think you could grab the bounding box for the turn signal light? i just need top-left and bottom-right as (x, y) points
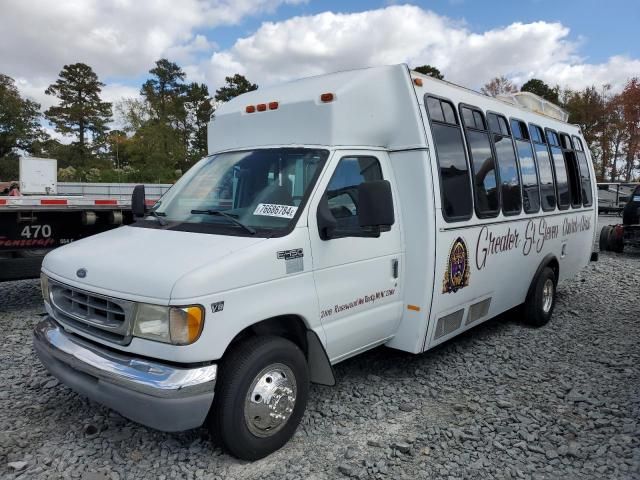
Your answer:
(320, 92), (334, 103)
(246, 105), (256, 113)
(257, 103), (267, 112)
(269, 101), (279, 110)
(413, 78), (423, 87)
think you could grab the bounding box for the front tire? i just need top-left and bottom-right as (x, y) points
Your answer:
(211, 336), (309, 460)
(523, 267), (557, 327)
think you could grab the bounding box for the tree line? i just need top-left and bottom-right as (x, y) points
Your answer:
(0, 59), (257, 183)
(1, 62), (638, 184)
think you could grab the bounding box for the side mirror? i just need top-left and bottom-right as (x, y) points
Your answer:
(358, 180), (395, 228)
(131, 184), (146, 218)
(317, 194), (337, 240)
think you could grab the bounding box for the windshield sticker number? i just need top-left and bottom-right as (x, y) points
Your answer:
(253, 203), (298, 219)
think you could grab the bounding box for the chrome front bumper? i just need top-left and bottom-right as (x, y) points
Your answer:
(33, 316), (217, 431)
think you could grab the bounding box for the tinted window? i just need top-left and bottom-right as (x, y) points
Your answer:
(547, 131), (560, 147)
(326, 156), (383, 235)
(573, 136), (593, 206)
(534, 143), (556, 211)
(426, 96), (473, 220)
(466, 129), (499, 216)
(488, 114), (501, 134)
(461, 107), (475, 128)
(530, 125), (544, 144)
(551, 145), (570, 208)
(516, 139), (540, 213)
(427, 97), (445, 122)
(441, 102), (456, 124)
(559, 133), (582, 207)
(493, 135), (521, 214)
(510, 120), (522, 140)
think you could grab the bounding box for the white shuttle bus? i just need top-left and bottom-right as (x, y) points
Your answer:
(34, 65), (597, 460)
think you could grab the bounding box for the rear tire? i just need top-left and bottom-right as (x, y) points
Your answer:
(608, 227), (624, 253)
(211, 336), (309, 460)
(599, 226), (611, 252)
(523, 267), (556, 327)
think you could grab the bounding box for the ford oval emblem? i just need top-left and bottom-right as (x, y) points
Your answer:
(76, 268), (87, 278)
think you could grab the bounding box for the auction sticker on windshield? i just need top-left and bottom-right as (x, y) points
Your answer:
(253, 203), (298, 219)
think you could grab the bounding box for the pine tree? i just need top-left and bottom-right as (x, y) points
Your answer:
(214, 74), (258, 103)
(413, 65), (444, 80)
(44, 63), (112, 165)
(140, 59), (187, 166)
(184, 82), (213, 166)
(521, 78), (560, 104)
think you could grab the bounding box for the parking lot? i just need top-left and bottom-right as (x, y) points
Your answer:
(1, 217), (638, 480)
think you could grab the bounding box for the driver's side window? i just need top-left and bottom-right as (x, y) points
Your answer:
(326, 156), (383, 236)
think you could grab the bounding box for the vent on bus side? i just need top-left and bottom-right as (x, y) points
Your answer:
(434, 309), (464, 339)
(467, 298), (492, 325)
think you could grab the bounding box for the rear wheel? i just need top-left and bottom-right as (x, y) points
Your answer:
(523, 267), (557, 327)
(211, 336), (309, 460)
(599, 226), (611, 251)
(608, 227), (624, 253)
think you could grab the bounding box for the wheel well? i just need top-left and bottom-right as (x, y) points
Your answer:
(226, 315), (308, 356)
(527, 254), (559, 302)
(224, 315), (335, 386)
(547, 257), (559, 282)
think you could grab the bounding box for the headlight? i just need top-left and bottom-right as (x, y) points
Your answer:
(133, 304), (204, 345)
(40, 273), (50, 304)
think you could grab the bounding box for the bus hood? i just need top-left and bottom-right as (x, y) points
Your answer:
(42, 225), (266, 302)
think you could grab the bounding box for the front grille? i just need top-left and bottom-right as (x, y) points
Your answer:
(49, 281), (135, 345)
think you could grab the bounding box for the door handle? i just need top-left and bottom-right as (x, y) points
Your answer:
(392, 258), (399, 279)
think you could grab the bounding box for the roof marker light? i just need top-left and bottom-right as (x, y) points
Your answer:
(246, 105), (256, 113)
(257, 103), (267, 112)
(268, 101), (279, 110)
(320, 93), (334, 103)
(413, 78), (423, 87)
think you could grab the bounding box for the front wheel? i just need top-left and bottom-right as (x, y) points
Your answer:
(523, 266), (557, 327)
(211, 336), (309, 460)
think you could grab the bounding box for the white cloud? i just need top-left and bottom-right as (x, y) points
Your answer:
(0, 0), (306, 81)
(200, 5), (638, 94)
(4, 2), (639, 111)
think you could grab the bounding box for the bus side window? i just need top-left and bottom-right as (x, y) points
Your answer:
(511, 119), (540, 214)
(572, 136), (593, 207)
(425, 95), (474, 222)
(488, 112), (521, 215)
(460, 105), (500, 218)
(546, 129), (570, 209)
(530, 124), (556, 211)
(560, 133), (582, 208)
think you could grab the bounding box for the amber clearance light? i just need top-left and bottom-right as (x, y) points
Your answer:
(320, 92), (334, 103)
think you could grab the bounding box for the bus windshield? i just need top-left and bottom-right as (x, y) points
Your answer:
(153, 148), (329, 237)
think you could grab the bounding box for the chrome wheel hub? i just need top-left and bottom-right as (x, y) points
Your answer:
(542, 278), (554, 314)
(244, 363), (297, 437)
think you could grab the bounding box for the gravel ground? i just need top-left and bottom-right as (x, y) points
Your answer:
(1, 217), (639, 480)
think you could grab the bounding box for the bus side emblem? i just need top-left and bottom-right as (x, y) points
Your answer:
(442, 237), (470, 293)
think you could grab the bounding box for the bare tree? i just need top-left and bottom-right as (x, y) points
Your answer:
(481, 76), (517, 97)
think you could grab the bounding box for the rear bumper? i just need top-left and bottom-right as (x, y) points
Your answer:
(33, 317), (217, 431)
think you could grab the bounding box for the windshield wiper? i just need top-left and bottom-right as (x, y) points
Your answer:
(191, 209), (256, 235)
(148, 209), (167, 226)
